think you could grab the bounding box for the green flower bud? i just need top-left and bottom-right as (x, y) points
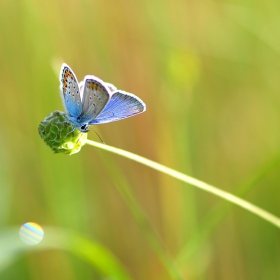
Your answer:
(38, 111), (87, 155)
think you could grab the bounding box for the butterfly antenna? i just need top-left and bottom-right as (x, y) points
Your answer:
(90, 128), (105, 144)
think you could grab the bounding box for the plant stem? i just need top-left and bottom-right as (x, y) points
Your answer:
(85, 139), (280, 229)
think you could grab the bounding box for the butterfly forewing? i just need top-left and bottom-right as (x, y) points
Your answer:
(79, 76), (111, 123)
(60, 64), (82, 117)
(89, 90), (146, 124)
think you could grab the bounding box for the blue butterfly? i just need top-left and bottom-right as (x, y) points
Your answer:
(60, 63), (146, 133)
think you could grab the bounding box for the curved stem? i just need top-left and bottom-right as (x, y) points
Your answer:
(85, 139), (280, 229)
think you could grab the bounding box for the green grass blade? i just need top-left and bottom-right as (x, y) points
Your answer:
(0, 227), (132, 280)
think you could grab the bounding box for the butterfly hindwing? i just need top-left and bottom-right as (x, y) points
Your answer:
(78, 76), (111, 123)
(60, 63), (82, 117)
(105, 82), (117, 92)
(89, 90), (146, 124)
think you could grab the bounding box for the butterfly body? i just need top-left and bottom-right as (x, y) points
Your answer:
(60, 63), (146, 132)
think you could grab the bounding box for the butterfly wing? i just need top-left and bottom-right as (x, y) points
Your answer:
(105, 82), (117, 92)
(60, 63), (82, 117)
(89, 90), (146, 124)
(78, 75), (111, 123)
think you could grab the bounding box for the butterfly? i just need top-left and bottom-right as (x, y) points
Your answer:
(60, 63), (146, 133)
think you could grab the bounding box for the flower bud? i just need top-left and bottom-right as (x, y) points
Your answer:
(38, 111), (87, 155)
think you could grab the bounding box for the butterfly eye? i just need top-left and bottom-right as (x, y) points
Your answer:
(80, 124), (89, 132)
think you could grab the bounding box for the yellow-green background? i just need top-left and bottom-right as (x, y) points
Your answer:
(1, 0), (280, 279)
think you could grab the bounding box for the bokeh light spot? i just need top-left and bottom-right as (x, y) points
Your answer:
(19, 222), (44, 245)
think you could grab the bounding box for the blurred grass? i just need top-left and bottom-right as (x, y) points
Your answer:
(1, 0), (280, 279)
(0, 227), (133, 280)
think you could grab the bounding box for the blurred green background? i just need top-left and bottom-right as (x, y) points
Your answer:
(1, 0), (280, 279)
